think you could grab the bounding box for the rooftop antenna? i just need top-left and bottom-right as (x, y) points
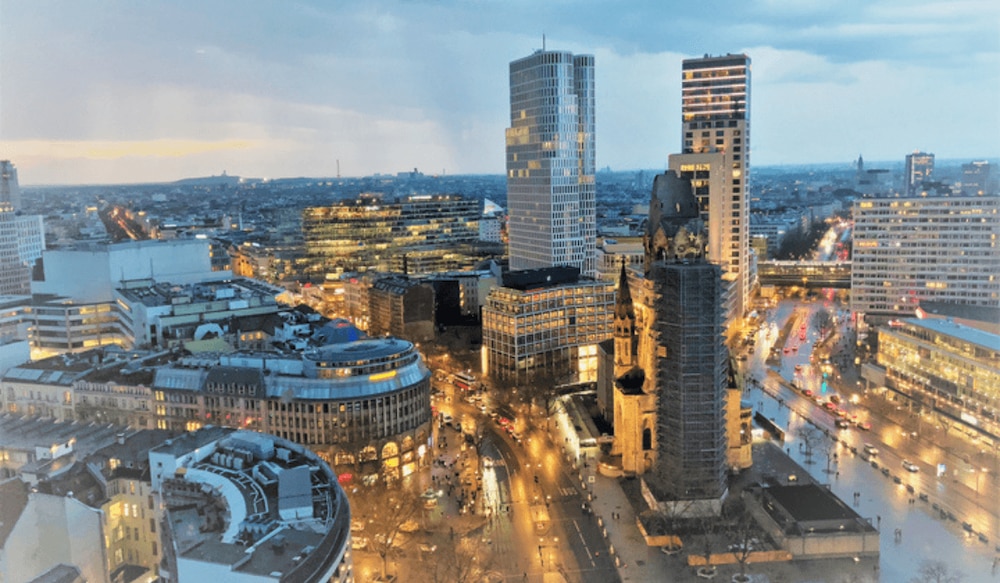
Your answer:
(542, 33), (546, 51)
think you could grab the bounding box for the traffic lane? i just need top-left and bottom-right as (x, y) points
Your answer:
(551, 511), (620, 581)
(754, 377), (997, 542)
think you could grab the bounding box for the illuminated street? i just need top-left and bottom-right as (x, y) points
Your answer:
(744, 298), (1000, 581)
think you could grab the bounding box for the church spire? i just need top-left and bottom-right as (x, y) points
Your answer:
(615, 258), (634, 321)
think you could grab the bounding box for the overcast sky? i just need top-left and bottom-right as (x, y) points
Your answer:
(1, 0), (998, 184)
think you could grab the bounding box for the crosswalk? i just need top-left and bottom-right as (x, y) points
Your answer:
(558, 486), (577, 498)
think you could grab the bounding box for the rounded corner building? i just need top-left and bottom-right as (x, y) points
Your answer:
(152, 336), (433, 482)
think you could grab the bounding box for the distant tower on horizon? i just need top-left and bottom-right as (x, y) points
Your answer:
(904, 151), (934, 196)
(667, 53), (751, 325)
(0, 161), (21, 211)
(505, 49), (596, 277)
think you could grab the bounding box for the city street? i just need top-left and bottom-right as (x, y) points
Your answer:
(370, 374), (619, 583)
(743, 298), (1000, 581)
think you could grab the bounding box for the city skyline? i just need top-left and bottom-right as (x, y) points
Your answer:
(1, 1), (999, 185)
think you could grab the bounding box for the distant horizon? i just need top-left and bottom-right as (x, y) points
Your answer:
(1, 2), (996, 185)
(16, 156), (999, 188)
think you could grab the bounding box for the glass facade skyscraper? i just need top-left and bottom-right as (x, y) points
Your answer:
(506, 50), (596, 277)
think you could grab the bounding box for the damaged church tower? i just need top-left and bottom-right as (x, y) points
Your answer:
(641, 170), (729, 516)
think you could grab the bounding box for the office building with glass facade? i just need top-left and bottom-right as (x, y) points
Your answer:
(506, 50), (596, 277)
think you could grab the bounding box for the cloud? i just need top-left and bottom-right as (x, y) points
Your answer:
(9, 138), (260, 160)
(1, 0), (997, 183)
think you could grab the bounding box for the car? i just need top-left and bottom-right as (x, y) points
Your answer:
(856, 421), (872, 431)
(906, 484), (915, 493)
(881, 467), (890, 476)
(440, 413), (454, 425)
(863, 443), (878, 455)
(803, 389), (814, 397)
(902, 460), (919, 473)
(835, 418), (851, 429)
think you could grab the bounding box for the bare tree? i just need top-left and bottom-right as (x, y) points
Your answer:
(937, 413), (953, 437)
(797, 425), (823, 465)
(430, 538), (495, 583)
(823, 438), (838, 475)
(695, 514), (718, 575)
(724, 498), (759, 582)
(347, 479), (424, 580)
(811, 308), (834, 337)
(909, 559), (965, 583)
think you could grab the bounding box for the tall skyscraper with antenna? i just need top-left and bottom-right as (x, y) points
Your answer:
(506, 49), (596, 277)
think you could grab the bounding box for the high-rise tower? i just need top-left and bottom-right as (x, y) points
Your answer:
(668, 54), (750, 324)
(0, 161), (21, 211)
(506, 50), (596, 277)
(904, 151), (934, 196)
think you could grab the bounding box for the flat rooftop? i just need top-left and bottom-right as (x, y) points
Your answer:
(0, 414), (122, 456)
(766, 484), (857, 523)
(161, 429), (349, 582)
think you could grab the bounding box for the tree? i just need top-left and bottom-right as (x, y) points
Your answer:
(811, 308), (834, 337)
(723, 497), (760, 582)
(797, 425), (823, 465)
(909, 559), (965, 583)
(822, 438), (838, 475)
(430, 537), (495, 583)
(695, 513), (718, 575)
(347, 478), (424, 579)
(520, 368), (568, 418)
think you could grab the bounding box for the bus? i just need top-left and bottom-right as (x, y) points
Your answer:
(452, 372), (477, 391)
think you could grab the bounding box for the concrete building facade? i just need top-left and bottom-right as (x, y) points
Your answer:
(904, 151), (934, 196)
(669, 53), (752, 324)
(851, 194), (1000, 324)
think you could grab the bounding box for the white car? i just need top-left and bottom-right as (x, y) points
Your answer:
(863, 443), (878, 456)
(902, 460), (919, 473)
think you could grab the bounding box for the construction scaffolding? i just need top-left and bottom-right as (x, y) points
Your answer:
(651, 260), (729, 502)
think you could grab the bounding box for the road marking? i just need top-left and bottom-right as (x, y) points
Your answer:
(559, 487), (576, 497)
(573, 520), (597, 567)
